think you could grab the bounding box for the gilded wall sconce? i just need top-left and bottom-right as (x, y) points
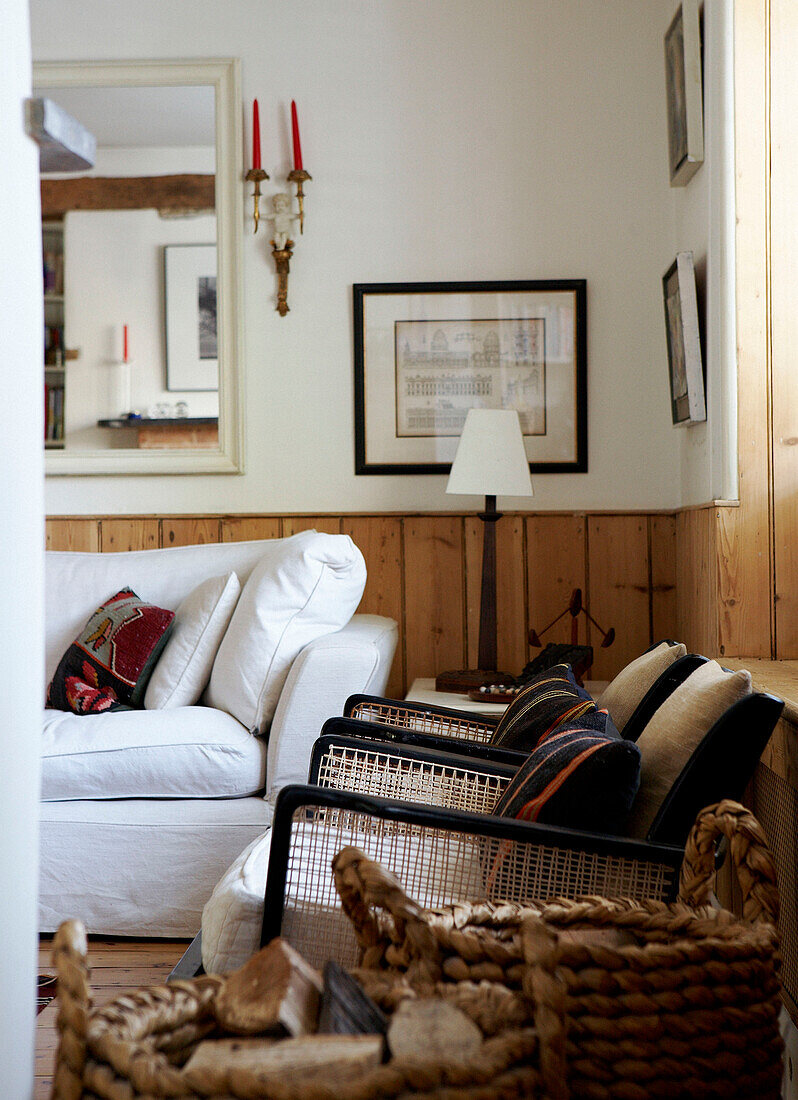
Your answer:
(245, 99), (311, 316)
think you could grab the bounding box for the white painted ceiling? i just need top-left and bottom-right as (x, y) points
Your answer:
(32, 83), (215, 148)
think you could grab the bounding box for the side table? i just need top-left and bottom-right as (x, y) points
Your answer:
(405, 676), (610, 719)
(405, 677), (509, 718)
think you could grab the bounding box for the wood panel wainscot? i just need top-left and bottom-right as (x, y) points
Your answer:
(45, 511), (691, 696)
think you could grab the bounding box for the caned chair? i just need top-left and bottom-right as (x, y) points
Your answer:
(169, 654), (782, 979)
(257, 679), (782, 970)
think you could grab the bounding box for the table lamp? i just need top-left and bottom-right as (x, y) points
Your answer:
(436, 408), (534, 693)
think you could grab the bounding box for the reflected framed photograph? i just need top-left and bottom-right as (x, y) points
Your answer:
(664, 0), (704, 186)
(354, 279), (587, 475)
(164, 244), (218, 392)
(662, 252), (705, 426)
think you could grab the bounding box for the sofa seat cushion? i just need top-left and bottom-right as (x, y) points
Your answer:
(41, 705), (266, 801)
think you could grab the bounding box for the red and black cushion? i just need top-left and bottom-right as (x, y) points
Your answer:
(47, 588), (175, 715)
(489, 664), (598, 751)
(492, 721), (641, 834)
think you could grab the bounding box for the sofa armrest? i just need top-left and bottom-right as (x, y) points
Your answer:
(265, 614), (398, 804)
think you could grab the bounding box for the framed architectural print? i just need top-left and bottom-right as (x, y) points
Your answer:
(164, 244), (219, 392)
(353, 280), (587, 475)
(664, 0), (704, 186)
(662, 252), (705, 426)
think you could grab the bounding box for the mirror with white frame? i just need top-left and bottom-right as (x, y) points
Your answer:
(34, 58), (244, 475)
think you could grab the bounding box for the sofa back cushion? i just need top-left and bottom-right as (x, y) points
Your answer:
(144, 572), (241, 710)
(204, 531), (367, 733)
(625, 660), (752, 839)
(45, 538), (285, 683)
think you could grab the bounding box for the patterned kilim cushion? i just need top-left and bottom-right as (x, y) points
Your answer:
(47, 588), (175, 715)
(490, 664), (597, 751)
(492, 721), (641, 834)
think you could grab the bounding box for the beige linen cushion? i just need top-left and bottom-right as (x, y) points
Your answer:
(598, 641), (687, 732)
(626, 660), (752, 838)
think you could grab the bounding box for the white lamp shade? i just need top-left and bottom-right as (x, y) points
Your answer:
(446, 409), (534, 498)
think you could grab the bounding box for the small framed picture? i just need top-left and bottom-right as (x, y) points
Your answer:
(353, 279), (587, 475)
(662, 252), (705, 426)
(664, 0), (704, 186)
(164, 244), (218, 392)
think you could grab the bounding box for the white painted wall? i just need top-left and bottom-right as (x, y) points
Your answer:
(661, 0), (737, 505)
(31, 0), (726, 515)
(0, 1), (45, 1095)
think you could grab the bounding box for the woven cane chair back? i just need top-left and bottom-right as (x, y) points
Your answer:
(262, 786), (682, 971)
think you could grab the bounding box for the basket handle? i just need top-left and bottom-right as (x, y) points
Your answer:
(678, 799), (779, 925)
(333, 847), (440, 977)
(51, 919), (92, 1100)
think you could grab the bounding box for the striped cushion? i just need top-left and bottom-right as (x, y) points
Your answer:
(493, 724), (641, 834)
(490, 665), (596, 751)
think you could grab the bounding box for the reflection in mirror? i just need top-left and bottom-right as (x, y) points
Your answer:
(34, 60), (243, 475)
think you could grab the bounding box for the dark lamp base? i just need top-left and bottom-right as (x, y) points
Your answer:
(435, 668), (516, 694)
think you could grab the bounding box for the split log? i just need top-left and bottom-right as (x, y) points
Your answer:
(184, 1034), (384, 1092)
(387, 998), (483, 1063)
(214, 937), (323, 1036)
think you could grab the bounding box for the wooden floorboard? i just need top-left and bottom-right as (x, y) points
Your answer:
(35, 935), (190, 1092)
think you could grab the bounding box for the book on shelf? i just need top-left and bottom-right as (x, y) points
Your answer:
(44, 325), (65, 366)
(45, 383), (64, 442)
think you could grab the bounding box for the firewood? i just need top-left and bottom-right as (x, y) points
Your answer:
(184, 1034), (384, 1092)
(214, 937), (323, 1036)
(183, 1037), (278, 1085)
(387, 998), (483, 1064)
(318, 961), (388, 1037)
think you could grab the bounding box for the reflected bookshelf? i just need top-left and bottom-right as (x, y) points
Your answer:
(43, 220), (65, 448)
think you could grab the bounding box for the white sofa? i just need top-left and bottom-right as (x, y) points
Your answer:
(40, 532), (397, 938)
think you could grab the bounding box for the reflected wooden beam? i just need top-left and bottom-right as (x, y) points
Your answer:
(41, 174), (215, 217)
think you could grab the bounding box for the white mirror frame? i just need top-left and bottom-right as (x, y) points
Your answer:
(35, 58), (245, 476)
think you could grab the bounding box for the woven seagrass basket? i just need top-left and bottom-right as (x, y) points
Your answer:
(50, 800), (782, 1100)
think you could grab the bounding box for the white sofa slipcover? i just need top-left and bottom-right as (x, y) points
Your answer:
(41, 533), (397, 937)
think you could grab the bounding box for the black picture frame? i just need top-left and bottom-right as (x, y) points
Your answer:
(353, 279), (587, 475)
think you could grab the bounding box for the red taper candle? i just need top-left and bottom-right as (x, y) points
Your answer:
(252, 99), (261, 170)
(123, 324), (129, 363)
(291, 100), (303, 171)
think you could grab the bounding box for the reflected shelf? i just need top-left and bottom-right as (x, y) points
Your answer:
(97, 416), (219, 451)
